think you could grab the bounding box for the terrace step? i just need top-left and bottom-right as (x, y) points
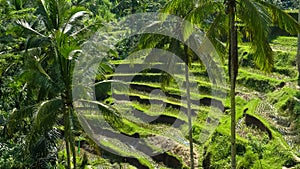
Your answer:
(111, 63), (184, 73)
(83, 117), (187, 168)
(131, 109), (185, 127)
(130, 83), (227, 100)
(113, 93), (226, 113)
(78, 139), (150, 169)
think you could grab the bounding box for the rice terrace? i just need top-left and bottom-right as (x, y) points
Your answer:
(0, 0), (300, 169)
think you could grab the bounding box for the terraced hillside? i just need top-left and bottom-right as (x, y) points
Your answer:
(76, 36), (300, 169)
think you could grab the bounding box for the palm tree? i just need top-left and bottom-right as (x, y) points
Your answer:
(12, 0), (118, 168)
(161, 0), (300, 168)
(184, 45), (195, 169)
(16, 1), (90, 168)
(136, 22), (199, 167)
(226, 1), (238, 168)
(226, 2), (299, 167)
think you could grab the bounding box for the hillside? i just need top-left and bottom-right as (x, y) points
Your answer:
(71, 36), (300, 169)
(0, 1), (300, 169)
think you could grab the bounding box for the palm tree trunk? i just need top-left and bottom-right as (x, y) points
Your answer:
(62, 83), (76, 169)
(297, 5), (300, 86)
(70, 124), (76, 169)
(55, 44), (73, 169)
(184, 45), (194, 169)
(66, 80), (76, 169)
(61, 54), (76, 168)
(64, 110), (71, 169)
(228, 0), (238, 169)
(69, 110), (77, 169)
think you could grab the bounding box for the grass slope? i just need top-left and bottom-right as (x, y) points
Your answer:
(78, 36), (300, 168)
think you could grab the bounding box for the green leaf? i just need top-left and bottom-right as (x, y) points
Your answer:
(257, 0), (300, 35)
(48, 0), (59, 29)
(239, 0), (273, 72)
(16, 20), (46, 37)
(76, 99), (121, 126)
(34, 98), (63, 132)
(35, 59), (52, 80)
(63, 9), (90, 35)
(0, 114), (6, 125)
(36, 0), (53, 30)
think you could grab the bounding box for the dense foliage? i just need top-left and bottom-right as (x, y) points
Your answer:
(0, 0), (300, 169)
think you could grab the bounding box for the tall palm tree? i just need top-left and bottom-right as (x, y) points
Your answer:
(136, 22), (198, 168)
(184, 44), (195, 169)
(226, 0), (238, 168)
(161, 0), (300, 168)
(16, 1), (90, 168)
(12, 0), (118, 168)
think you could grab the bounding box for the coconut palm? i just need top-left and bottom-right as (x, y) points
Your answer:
(15, 1), (90, 168)
(161, 0), (300, 168)
(226, 1), (238, 168)
(10, 0), (119, 168)
(137, 22), (201, 169)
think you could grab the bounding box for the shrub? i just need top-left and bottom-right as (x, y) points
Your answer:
(237, 150), (258, 169)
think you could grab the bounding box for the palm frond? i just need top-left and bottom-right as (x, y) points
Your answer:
(257, 0), (300, 35)
(206, 12), (227, 61)
(238, 0), (273, 72)
(185, 1), (223, 28)
(76, 99), (121, 127)
(25, 36), (51, 50)
(33, 98), (63, 133)
(93, 79), (127, 88)
(65, 7), (90, 23)
(162, 0), (194, 17)
(36, 0), (53, 30)
(36, 58), (52, 80)
(62, 7), (90, 35)
(7, 106), (34, 135)
(19, 98), (62, 156)
(137, 33), (166, 50)
(69, 25), (90, 37)
(56, 36), (81, 59)
(77, 99), (119, 117)
(95, 58), (115, 81)
(48, 0), (59, 29)
(18, 55), (61, 97)
(16, 20), (46, 37)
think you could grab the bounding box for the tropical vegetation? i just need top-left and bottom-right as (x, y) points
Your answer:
(0, 0), (300, 169)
